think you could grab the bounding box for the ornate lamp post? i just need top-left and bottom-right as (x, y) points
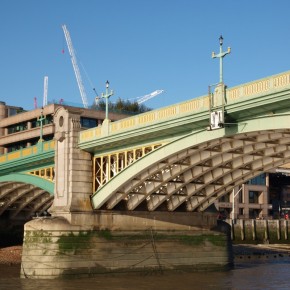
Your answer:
(37, 107), (46, 142)
(212, 35), (231, 83)
(96, 80), (114, 120)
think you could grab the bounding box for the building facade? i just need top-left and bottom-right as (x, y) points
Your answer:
(0, 102), (129, 154)
(216, 169), (290, 220)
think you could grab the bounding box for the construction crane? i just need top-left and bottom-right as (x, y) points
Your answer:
(135, 89), (164, 104)
(43, 76), (48, 107)
(34, 97), (38, 109)
(62, 24), (89, 108)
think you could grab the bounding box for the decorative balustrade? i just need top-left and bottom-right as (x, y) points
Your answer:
(80, 70), (290, 144)
(0, 140), (55, 164)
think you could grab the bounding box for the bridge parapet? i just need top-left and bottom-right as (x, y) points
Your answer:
(0, 140), (55, 164)
(227, 70), (290, 102)
(79, 95), (209, 144)
(79, 70), (290, 148)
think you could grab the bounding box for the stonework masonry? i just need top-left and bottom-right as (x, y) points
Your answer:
(21, 214), (232, 279)
(20, 106), (233, 279)
(49, 106), (93, 218)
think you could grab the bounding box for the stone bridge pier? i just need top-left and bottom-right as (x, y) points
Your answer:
(20, 107), (233, 279)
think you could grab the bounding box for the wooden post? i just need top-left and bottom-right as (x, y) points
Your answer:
(252, 219), (256, 241)
(277, 219), (281, 240)
(264, 219), (269, 242)
(240, 219), (245, 241)
(285, 220), (288, 240)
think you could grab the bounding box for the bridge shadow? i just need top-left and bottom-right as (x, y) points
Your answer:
(224, 117), (241, 136)
(111, 200), (229, 232)
(0, 220), (24, 247)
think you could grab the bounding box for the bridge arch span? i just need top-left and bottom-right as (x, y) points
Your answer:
(0, 173), (54, 219)
(91, 113), (290, 212)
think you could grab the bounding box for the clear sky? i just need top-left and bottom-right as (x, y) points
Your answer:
(1, 0), (290, 110)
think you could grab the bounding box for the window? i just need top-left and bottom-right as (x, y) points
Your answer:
(249, 209), (260, 219)
(31, 114), (53, 128)
(7, 142), (26, 152)
(247, 173), (266, 185)
(80, 117), (98, 128)
(7, 122), (28, 134)
(249, 191), (259, 204)
(219, 195), (230, 202)
(8, 108), (17, 116)
(238, 192), (243, 203)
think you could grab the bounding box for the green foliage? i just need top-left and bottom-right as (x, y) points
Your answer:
(91, 97), (152, 114)
(97, 229), (113, 240)
(24, 230), (52, 245)
(58, 231), (93, 253)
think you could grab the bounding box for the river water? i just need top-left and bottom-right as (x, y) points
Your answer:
(1, 261), (290, 290)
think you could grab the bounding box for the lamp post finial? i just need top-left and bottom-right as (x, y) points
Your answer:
(212, 35), (231, 83)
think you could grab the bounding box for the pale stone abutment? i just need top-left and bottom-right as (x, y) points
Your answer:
(20, 107), (233, 279)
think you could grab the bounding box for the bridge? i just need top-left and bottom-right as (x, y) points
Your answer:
(1, 70), (290, 220)
(0, 140), (54, 221)
(80, 71), (290, 213)
(1, 70), (290, 278)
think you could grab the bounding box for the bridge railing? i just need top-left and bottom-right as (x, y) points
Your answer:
(0, 140), (55, 164)
(79, 94), (210, 143)
(227, 70), (290, 102)
(79, 70), (290, 144)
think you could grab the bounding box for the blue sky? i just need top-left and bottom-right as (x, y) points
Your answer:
(1, 0), (290, 110)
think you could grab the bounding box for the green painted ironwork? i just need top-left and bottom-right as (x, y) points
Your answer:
(0, 140), (55, 176)
(91, 112), (290, 209)
(2, 69), (290, 211)
(0, 173), (54, 194)
(79, 70), (290, 156)
(37, 108), (46, 145)
(212, 35), (231, 83)
(96, 80), (114, 120)
(0, 140), (54, 164)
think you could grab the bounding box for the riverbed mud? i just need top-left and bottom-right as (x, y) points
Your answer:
(0, 246), (22, 265)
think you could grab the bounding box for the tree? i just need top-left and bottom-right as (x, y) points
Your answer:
(90, 98), (152, 114)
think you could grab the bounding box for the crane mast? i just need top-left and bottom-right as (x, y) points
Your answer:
(43, 76), (48, 107)
(62, 24), (89, 108)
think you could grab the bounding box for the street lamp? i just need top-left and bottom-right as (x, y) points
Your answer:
(37, 107), (46, 143)
(219, 35), (223, 46)
(212, 35), (231, 83)
(96, 80), (114, 120)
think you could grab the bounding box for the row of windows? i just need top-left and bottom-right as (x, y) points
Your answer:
(6, 116), (99, 135)
(241, 208), (262, 219)
(220, 191), (262, 204)
(8, 122), (28, 134)
(7, 115), (54, 134)
(6, 135), (54, 153)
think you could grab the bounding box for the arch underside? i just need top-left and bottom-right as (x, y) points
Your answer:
(0, 175), (53, 219)
(92, 115), (290, 212)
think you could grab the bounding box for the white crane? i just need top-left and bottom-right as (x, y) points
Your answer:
(43, 76), (48, 107)
(62, 24), (89, 108)
(136, 89), (164, 104)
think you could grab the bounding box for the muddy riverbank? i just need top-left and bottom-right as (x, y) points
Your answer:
(0, 246), (22, 265)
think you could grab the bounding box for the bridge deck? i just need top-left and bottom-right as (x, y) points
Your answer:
(79, 70), (290, 155)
